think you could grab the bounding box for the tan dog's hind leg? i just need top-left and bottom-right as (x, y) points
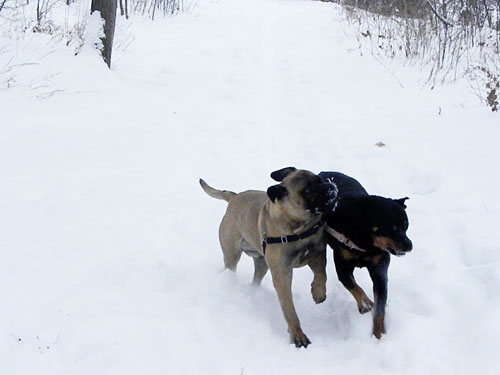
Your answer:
(221, 245), (242, 271)
(252, 256), (268, 285)
(218, 217), (242, 271)
(308, 251), (327, 304)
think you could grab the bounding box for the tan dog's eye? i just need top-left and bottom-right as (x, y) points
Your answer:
(372, 226), (378, 233)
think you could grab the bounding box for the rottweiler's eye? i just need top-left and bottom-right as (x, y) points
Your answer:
(372, 226), (378, 233)
(393, 225), (405, 232)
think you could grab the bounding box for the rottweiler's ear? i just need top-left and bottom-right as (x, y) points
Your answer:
(267, 185), (288, 203)
(395, 197), (409, 209)
(270, 167), (297, 182)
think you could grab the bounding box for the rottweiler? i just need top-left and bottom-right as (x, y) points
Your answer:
(318, 171), (412, 339)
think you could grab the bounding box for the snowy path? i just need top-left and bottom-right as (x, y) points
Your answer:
(1, 0), (500, 373)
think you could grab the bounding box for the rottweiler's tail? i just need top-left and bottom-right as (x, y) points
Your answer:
(199, 179), (236, 202)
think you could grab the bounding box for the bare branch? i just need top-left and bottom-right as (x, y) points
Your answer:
(425, 0), (454, 27)
(0, 0), (8, 13)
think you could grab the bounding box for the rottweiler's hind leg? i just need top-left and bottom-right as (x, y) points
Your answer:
(334, 252), (373, 314)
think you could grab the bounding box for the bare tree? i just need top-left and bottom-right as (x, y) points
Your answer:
(337, 0), (500, 110)
(91, 0), (117, 68)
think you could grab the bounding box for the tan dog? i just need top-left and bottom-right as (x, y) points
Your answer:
(200, 167), (337, 347)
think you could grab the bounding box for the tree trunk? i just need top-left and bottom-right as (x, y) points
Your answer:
(91, 0), (117, 68)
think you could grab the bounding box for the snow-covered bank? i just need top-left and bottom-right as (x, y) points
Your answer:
(1, 0), (499, 373)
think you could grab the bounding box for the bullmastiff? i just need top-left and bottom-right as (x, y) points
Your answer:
(200, 167), (337, 347)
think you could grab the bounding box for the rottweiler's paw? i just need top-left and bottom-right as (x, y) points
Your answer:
(289, 330), (311, 348)
(357, 297), (374, 314)
(311, 284), (327, 304)
(372, 317), (386, 339)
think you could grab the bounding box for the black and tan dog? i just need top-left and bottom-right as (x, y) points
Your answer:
(200, 167), (337, 347)
(319, 171), (412, 339)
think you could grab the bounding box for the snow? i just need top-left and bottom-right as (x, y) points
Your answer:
(1, 0), (500, 373)
(83, 11), (104, 52)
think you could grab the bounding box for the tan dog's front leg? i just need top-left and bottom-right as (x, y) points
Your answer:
(268, 260), (310, 348)
(308, 250), (327, 304)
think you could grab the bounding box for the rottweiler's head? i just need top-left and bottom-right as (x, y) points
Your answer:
(267, 167), (338, 221)
(359, 196), (412, 256)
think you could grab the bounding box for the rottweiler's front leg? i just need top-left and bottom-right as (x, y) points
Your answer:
(368, 254), (390, 339)
(334, 250), (373, 313)
(267, 253), (310, 348)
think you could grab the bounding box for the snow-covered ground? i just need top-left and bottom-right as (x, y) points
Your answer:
(1, 0), (500, 373)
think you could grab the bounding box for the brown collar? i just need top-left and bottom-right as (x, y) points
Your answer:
(325, 225), (367, 253)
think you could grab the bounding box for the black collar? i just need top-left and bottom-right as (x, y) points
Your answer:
(262, 220), (324, 254)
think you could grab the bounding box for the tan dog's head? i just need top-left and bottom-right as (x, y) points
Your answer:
(267, 167), (338, 221)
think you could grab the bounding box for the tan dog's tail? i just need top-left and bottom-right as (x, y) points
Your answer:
(199, 179), (236, 202)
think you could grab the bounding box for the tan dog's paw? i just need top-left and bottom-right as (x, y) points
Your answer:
(289, 329), (311, 348)
(311, 283), (327, 304)
(357, 296), (374, 314)
(372, 316), (386, 339)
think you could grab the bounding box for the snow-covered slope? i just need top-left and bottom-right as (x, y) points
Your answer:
(1, 0), (499, 373)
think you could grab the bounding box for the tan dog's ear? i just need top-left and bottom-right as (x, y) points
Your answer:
(270, 167), (297, 182)
(267, 184), (288, 203)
